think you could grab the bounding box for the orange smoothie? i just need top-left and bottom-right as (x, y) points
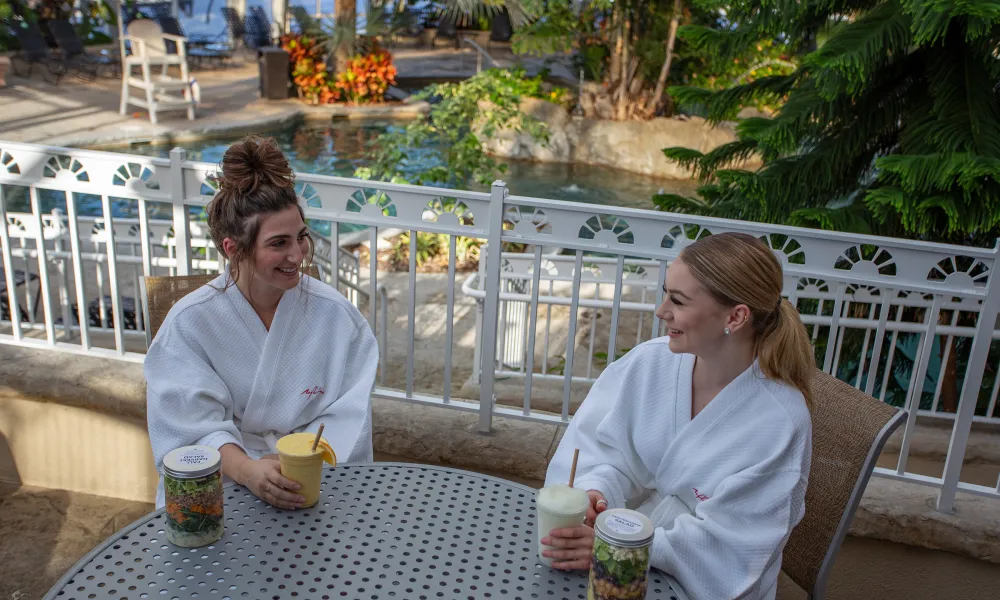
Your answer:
(275, 432), (336, 508)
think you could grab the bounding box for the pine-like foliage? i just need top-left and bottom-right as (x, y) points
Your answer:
(656, 0), (1000, 245)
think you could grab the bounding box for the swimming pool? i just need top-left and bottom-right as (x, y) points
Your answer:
(121, 120), (699, 210)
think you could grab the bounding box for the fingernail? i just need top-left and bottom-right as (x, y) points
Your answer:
(294, 484), (301, 490)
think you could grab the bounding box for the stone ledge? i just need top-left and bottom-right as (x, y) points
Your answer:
(851, 477), (999, 564)
(300, 101), (431, 120)
(1, 344), (997, 564)
(0, 345), (146, 419)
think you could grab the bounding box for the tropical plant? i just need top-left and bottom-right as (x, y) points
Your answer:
(333, 49), (397, 104)
(655, 1), (1000, 246)
(389, 231), (483, 269)
(282, 34), (341, 104)
(357, 67), (553, 187)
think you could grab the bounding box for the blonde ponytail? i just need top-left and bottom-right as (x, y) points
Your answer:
(756, 298), (814, 409)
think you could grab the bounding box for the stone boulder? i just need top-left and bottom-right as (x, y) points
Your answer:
(482, 97), (758, 179)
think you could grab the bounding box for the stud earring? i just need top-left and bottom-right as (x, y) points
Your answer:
(724, 327), (731, 336)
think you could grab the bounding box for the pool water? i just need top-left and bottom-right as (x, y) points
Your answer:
(122, 120), (699, 210)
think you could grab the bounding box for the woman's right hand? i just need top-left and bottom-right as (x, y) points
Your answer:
(239, 457), (306, 509)
(585, 490), (608, 526)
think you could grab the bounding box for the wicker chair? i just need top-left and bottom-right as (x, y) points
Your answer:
(140, 265), (322, 347)
(782, 370), (906, 599)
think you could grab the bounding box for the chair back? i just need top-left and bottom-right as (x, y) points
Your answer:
(141, 274), (214, 346)
(141, 265), (324, 347)
(156, 16), (185, 54)
(490, 9), (512, 42)
(14, 22), (50, 60)
(47, 19), (85, 57)
(128, 19), (169, 58)
(221, 7), (247, 40)
(437, 14), (458, 37)
(782, 370), (906, 600)
(248, 6), (272, 47)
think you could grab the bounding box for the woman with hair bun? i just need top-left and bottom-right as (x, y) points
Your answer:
(543, 232), (815, 600)
(145, 136), (378, 510)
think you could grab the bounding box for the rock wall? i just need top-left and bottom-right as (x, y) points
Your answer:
(482, 97), (757, 180)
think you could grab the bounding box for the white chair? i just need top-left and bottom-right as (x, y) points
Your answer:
(119, 19), (195, 125)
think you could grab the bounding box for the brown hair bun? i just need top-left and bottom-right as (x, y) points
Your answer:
(219, 136), (295, 195)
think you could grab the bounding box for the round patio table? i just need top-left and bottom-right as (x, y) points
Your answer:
(43, 463), (689, 600)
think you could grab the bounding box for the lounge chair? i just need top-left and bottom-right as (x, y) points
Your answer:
(247, 6), (273, 49)
(487, 8), (512, 52)
(432, 13), (460, 49)
(157, 15), (232, 68)
(9, 21), (66, 84)
(46, 19), (119, 79)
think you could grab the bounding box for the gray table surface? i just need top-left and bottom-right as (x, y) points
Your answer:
(43, 463), (689, 600)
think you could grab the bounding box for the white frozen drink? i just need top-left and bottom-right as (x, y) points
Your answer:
(535, 484), (590, 567)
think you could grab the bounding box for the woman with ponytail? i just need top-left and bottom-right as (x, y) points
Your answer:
(544, 232), (814, 600)
(145, 136), (378, 511)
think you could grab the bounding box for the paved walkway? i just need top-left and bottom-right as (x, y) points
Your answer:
(0, 45), (573, 149)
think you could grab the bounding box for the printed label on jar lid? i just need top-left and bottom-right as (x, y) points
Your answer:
(163, 445), (221, 478)
(604, 513), (645, 536)
(178, 449), (211, 465)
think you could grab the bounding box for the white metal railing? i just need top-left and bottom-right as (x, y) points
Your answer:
(461, 252), (1000, 426)
(1, 140), (998, 512)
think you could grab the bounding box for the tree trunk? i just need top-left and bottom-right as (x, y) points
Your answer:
(609, 3), (624, 84)
(614, 14), (632, 120)
(646, 0), (683, 116)
(334, 0), (357, 71)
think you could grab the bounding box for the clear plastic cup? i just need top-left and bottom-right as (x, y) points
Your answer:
(535, 484), (590, 567)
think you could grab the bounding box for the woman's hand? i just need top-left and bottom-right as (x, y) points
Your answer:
(542, 490), (608, 570)
(239, 457), (305, 509)
(585, 490), (608, 527)
(542, 525), (596, 570)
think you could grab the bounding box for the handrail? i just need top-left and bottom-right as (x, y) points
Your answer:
(462, 38), (498, 73)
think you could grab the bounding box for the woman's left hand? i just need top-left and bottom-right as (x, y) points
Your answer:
(542, 525), (596, 570)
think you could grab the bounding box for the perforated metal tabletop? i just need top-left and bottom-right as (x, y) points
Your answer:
(44, 463), (689, 600)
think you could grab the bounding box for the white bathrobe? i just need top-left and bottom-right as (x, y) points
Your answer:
(145, 272), (378, 508)
(545, 338), (812, 600)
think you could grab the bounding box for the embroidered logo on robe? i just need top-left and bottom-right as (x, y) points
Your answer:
(693, 488), (710, 502)
(302, 386), (326, 399)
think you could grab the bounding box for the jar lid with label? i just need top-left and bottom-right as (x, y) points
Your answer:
(163, 445), (222, 480)
(594, 508), (655, 548)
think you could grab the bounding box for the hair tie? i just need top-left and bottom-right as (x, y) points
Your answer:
(775, 297), (783, 312)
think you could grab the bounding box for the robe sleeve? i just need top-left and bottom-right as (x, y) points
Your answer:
(297, 319), (378, 464)
(544, 353), (651, 509)
(652, 467), (807, 600)
(145, 322), (245, 473)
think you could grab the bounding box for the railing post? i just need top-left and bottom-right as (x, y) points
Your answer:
(937, 251), (1000, 512)
(477, 181), (508, 433)
(169, 148), (192, 275)
(0, 183), (23, 340)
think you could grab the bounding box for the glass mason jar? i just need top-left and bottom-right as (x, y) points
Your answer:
(587, 509), (655, 600)
(162, 445), (225, 548)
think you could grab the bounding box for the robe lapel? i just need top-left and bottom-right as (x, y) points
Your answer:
(235, 279), (303, 438)
(657, 357), (760, 481)
(223, 278), (268, 351)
